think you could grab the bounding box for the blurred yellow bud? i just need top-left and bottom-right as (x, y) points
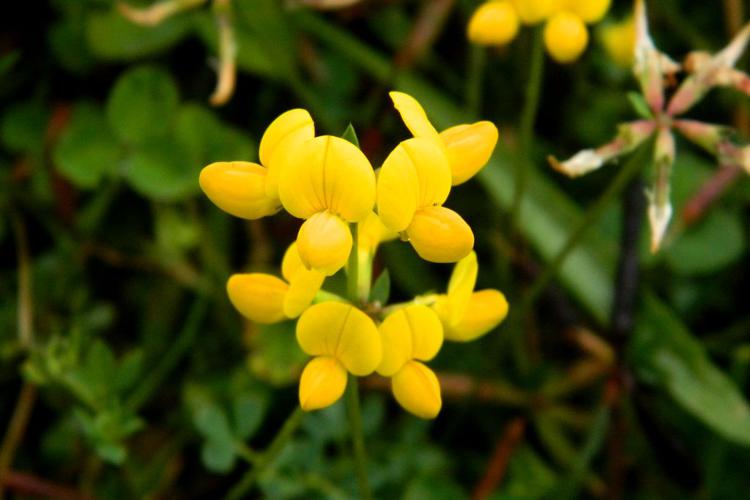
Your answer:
(259, 108), (315, 198)
(467, 1), (520, 46)
(296, 302), (382, 377)
(227, 273), (289, 324)
(564, 0), (610, 24)
(406, 206), (474, 263)
(199, 161), (280, 220)
(392, 361), (441, 419)
(544, 11), (589, 63)
(599, 16), (635, 68)
(299, 356), (347, 411)
(440, 121), (499, 185)
(513, 0), (559, 25)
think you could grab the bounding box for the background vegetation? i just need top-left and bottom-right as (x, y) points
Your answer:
(1, 0), (750, 498)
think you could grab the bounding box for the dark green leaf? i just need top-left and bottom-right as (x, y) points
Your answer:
(666, 209), (745, 275)
(54, 102), (121, 188)
(201, 439), (237, 473)
(124, 139), (197, 201)
(232, 392), (267, 440)
(107, 65), (179, 145)
(369, 270), (390, 305)
(86, 9), (192, 61)
(630, 294), (750, 446)
(248, 321), (308, 385)
(1, 100), (49, 154)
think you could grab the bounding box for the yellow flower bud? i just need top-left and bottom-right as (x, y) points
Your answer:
(440, 121), (499, 185)
(259, 108), (315, 198)
(544, 11), (589, 63)
(226, 273), (289, 324)
(299, 356), (347, 411)
(564, 0), (610, 24)
(296, 302), (382, 376)
(513, 0), (559, 25)
(445, 250), (478, 326)
(377, 304), (443, 377)
(199, 161), (280, 220)
(599, 16), (635, 68)
(281, 243), (325, 318)
(467, 1), (520, 46)
(296, 211), (352, 276)
(444, 289), (509, 342)
(392, 361), (441, 419)
(406, 206), (474, 263)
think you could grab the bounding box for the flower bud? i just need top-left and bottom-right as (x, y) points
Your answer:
(391, 361), (441, 419)
(226, 273), (289, 324)
(544, 11), (589, 63)
(299, 356), (347, 411)
(467, 1), (520, 46)
(199, 162), (280, 219)
(406, 206), (474, 263)
(440, 121), (499, 185)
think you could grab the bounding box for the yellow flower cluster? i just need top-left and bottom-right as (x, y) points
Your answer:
(467, 0), (611, 63)
(199, 92), (508, 419)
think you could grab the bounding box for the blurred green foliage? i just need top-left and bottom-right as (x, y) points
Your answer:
(1, 0), (750, 498)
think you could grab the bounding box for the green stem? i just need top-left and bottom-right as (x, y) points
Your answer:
(510, 26), (545, 232)
(347, 223), (360, 303)
(522, 141), (653, 308)
(125, 296), (208, 412)
(11, 212), (32, 349)
(346, 375), (372, 500)
(225, 407), (304, 500)
(0, 382), (36, 500)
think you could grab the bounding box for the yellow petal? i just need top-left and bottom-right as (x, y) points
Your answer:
(389, 91), (440, 138)
(444, 289), (509, 342)
(377, 138), (452, 232)
(467, 1), (520, 46)
(226, 273), (288, 324)
(544, 11), (589, 64)
(199, 162), (280, 219)
(283, 268), (325, 318)
(358, 211), (397, 253)
(564, 0), (610, 24)
(406, 206), (474, 263)
(513, 0), (559, 25)
(440, 121), (499, 185)
(299, 356), (347, 411)
(446, 250), (478, 326)
(281, 242), (304, 282)
(296, 302), (382, 376)
(378, 305), (443, 377)
(391, 361), (441, 419)
(296, 211), (352, 276)
(599, 16), (635, 68)
(259, 109), (315, 198)
(278, 136), (375, 221)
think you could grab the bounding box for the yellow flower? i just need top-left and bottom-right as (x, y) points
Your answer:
(432, 251), (509, 341)
(389, 91), (498, 186)
(377, 305), (443, 419)
(377, 137), (474, 263)
(562, 0), (610, 24)
(278, 135), (376, 275)
(467, 1), (520, 46)
(513, 0), (559, 25)
(199, 109), (314, 219)
(544, 10), (589, 63)
(599, 16), (635, 68)
(296, 302), (382, 411)
(226, 243), (324, 323)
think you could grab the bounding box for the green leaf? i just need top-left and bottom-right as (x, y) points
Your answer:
(627, 91), (653, 119)
(201, 439), (237, 473)
(86, 9), (192, 61)
(341, 123), (360, 147)
(403, 475), (467, 500)
(369, 270), (391, 305)
(193, 404), (234, 444)
(174, 103), (255, 165)
(232, 392), (267, 440)
(115, 349), (144, 394)
(248, 321), (308, 385)
(630, 294), (750, 446)
(124, 139), (197, 201)
(83, 339), (117, 393)
(666, 209), (745, 275)
(1, 100), (49, 154)
(54, 102), (121, 188)
(107, 65), (179, 145)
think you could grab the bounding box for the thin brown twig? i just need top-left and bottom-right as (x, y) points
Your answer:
(681, 166), (743, 225)
(393, 0), (455, 69)
(471, 418), (526, 500)
(2, 470), (91, 500)
(0, 383), (37, 500)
